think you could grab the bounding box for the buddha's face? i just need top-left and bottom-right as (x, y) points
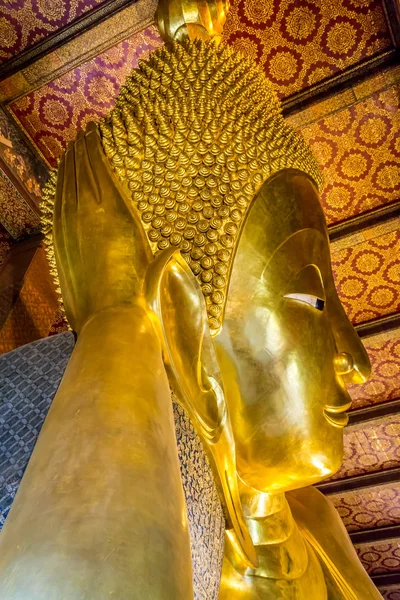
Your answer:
(214, 170), (370, 493)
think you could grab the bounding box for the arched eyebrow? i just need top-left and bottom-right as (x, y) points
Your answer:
(283, 293), (325, 311)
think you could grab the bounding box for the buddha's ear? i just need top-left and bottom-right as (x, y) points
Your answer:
(145, 249), (257, 569)
(145, 248), (225, 439)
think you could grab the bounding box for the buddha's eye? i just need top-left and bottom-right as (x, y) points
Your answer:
(283, 293), (325, 311)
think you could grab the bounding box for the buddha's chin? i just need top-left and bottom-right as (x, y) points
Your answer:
(238, 450), (343, 494)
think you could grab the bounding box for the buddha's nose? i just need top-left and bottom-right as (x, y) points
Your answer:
(332, 326), (371, 385)
(341, 344), (371, 385)
(334, 345), (371, 385)
(329, 290), (372, 385)
(333, 317), (371, 385)
(334, 352), (354, 376)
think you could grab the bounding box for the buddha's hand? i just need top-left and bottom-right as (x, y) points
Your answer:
(53, 121), (151, 332)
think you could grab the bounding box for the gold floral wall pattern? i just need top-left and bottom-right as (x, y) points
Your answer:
(348, 330), (400, 410)
(0, 225), (12, 270)
(331, 483), (400, 532)
(9, 26), (163, 167)
(0, 248), (60, 354)
(0, 0), (109, 64)
(0, 169), (41, 239)
(331, 224), (400, 324)
(301, 85), (400, 225)
(356, 540), (400, 576)
(222, 0), (391, 99)
(332, 416), (400, 481)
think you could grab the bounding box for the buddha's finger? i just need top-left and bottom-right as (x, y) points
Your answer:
(85, 123), (126, 206)
(75, 125), (101, 211)
(52, 152), (65, 246)
(62, 137), (78, 230)
(52, 146), (79, 329)
(53, 154), (68, 286)
(85, 122), (138, 222)
(53, 147), (74, 268)
(60, 135), (80, 307)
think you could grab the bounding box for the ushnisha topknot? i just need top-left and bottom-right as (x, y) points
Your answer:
(42, 38), (322, 333)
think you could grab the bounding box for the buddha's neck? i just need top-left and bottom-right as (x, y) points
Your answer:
(239, 483), (310, 580)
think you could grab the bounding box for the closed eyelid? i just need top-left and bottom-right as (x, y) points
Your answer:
(283, 293), (325, 311)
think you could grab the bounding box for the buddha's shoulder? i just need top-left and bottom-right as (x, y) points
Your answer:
(287, 487), (383, 600)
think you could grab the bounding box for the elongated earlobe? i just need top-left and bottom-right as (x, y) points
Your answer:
(145, 249), (257, 568)
(145, 248), (226, 441)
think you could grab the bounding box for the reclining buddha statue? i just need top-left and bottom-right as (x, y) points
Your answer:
(0, 1), (383, 598)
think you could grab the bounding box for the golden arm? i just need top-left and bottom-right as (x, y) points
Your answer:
(0, 124), (193, 599)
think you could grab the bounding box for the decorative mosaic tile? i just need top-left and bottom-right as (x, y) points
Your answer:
(0, 332), (76, 527)
(173, 399), (225, 599)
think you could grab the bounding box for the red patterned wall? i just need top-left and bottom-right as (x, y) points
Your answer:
(348, 330), (400, 410)
(301, 85), (400, 225)
(381, 586), (400, 600)
(356, 539), (400, 576)
(0, 0), (109, 64)
(9, 26), (163, 167)
(222, 0), (391, 99)
(331, 226), (400, 324)
(332, 416), (400, 481)
(0, 168), (41, 239)
(330, 483), (400, 532)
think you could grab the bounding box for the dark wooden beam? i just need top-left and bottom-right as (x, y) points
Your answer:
(318, 467), (400, 495)
(351, 524), (400, 544)
(0, 0), (139, 82)
(328, 201), (400, 242)
(355, 313), (400, 338)
(373, 573), (400, 587)
(282, 49), (399, 116)
(349, 399), (400, 425)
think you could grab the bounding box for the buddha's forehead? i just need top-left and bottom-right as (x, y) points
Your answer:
(224, 171), (328, 313)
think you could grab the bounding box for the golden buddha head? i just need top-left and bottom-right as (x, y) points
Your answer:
(42, 39), (370, 507)
(214, 169), (371, 493)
